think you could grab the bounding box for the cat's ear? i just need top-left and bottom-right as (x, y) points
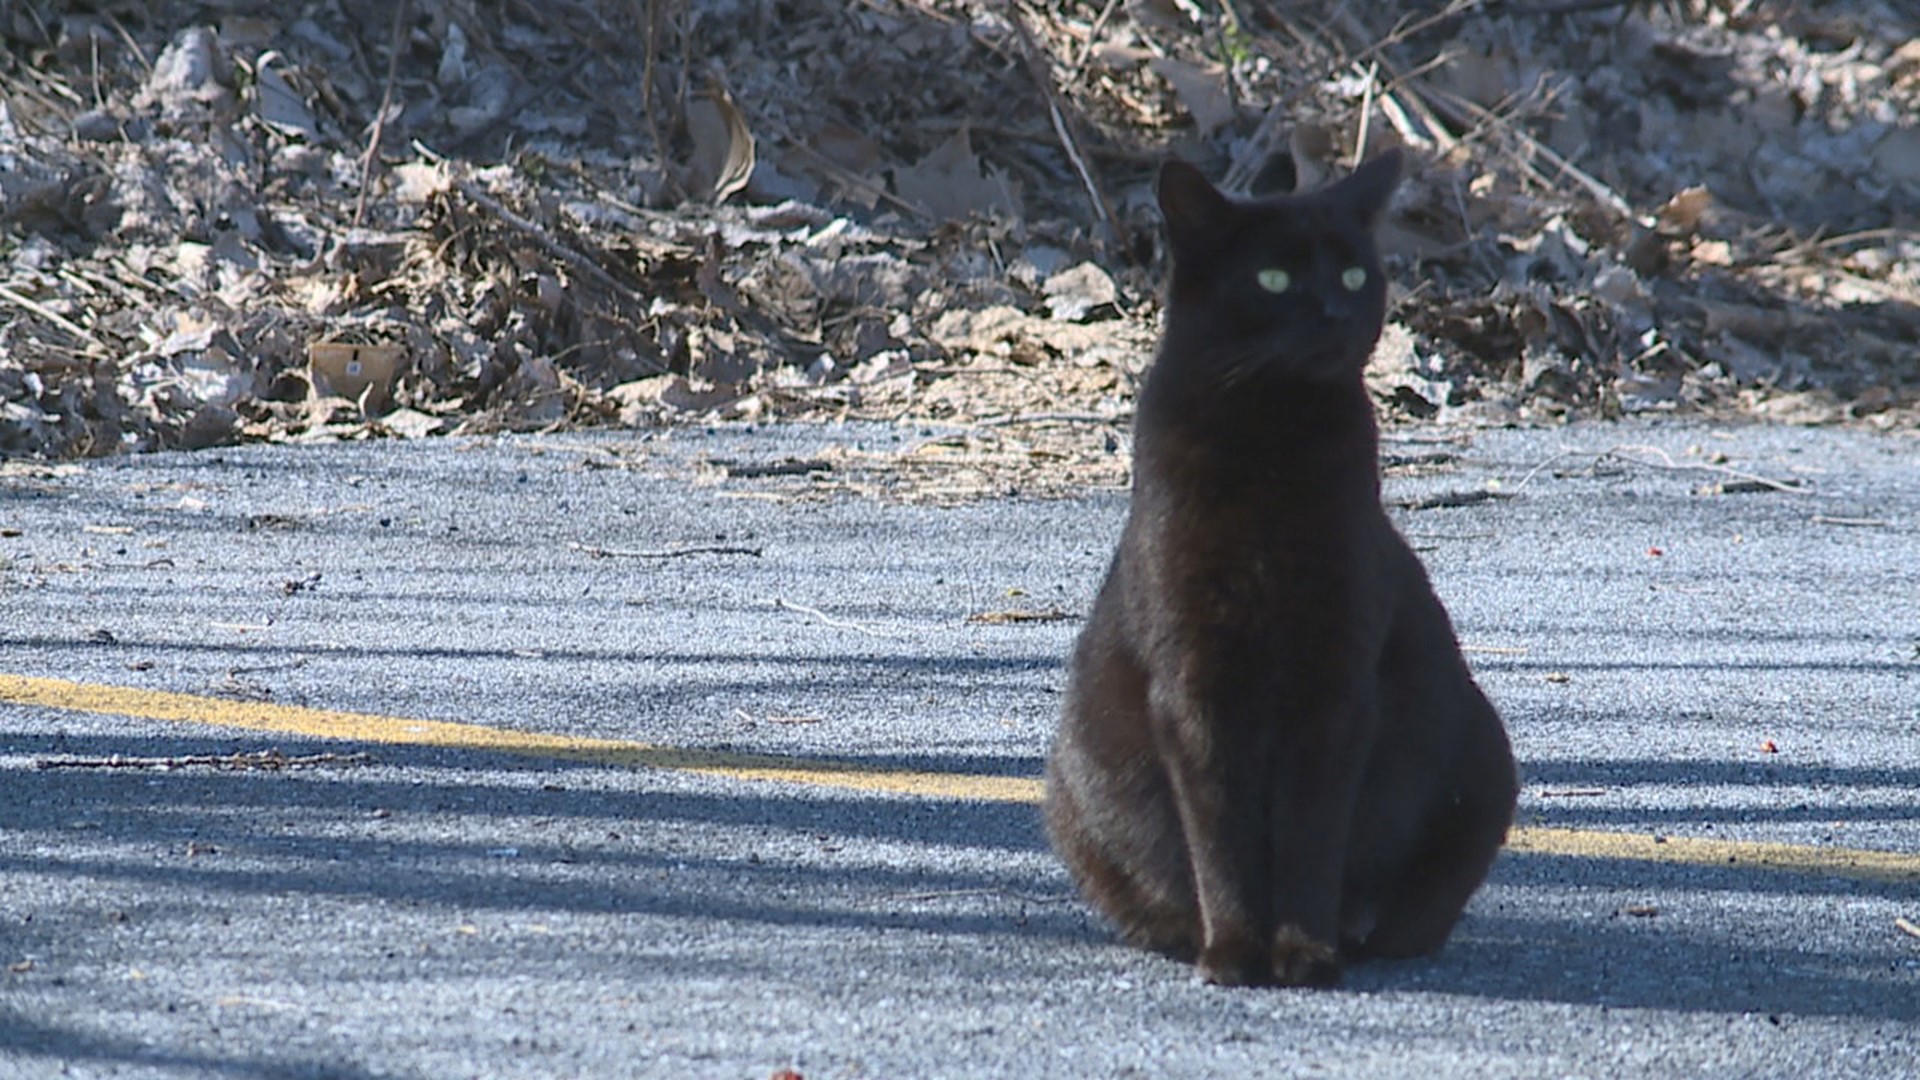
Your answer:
(1156, 159), (1231, 246)
(1332, 148), (1405, 225)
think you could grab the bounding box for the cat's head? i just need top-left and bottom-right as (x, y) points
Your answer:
(1155, 150), (1402, 383)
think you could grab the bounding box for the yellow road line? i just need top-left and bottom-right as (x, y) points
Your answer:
(5, 674), (1916, 884)
(1503, 825), (1920, 883)
(0, 674), (1038, 802)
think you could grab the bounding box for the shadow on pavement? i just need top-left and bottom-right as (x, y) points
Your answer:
(7, 731), (1916, 1023)
(0, 1009), (383, 1080)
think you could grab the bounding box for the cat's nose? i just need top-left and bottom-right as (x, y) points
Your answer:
(1320, 292), (1360, 320)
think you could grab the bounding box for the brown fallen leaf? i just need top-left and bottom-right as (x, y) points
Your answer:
(1655, 186), (1715, 236)
(1148, 56), (1235, 135)
(1042, 263), (1120, 322)
(687, 74), (756, 203)
(891, 126), (1021, 222)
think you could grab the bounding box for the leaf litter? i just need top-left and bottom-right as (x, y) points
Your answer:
(0, 0), (1915, 498)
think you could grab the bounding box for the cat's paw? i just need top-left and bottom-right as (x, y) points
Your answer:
(1197, 937), (1270, 987)
(1271, 925), (1341, 988)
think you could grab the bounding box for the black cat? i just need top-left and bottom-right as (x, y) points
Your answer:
(1043, 150), (1517, 987)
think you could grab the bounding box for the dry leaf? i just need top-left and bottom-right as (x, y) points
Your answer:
(1148, 57), (1235, 135)
(252, 52), (317, 139)
(1125, 0), (1196, 32)
(1438, 44), (1513, 110)
(1656, 187), (1715, 236)
(687, 78), (756, 203)
(1288, 125), (1337, 193)
(1691, 239), (1733, 266)
(810, 123), (883, 174)
(389, 162), (451, 203)
(141, 27), (232, 113)
(372, 409), (443, 439)
(1089, 42), (1153, 69)
(891, 127), (1021, 222)
(1870, 126), (1920, 187)
(1042, 263), (1119, 322)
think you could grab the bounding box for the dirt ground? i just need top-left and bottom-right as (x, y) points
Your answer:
(2, 0), (1916, 495)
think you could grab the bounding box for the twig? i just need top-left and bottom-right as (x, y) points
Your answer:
(1353, 1), (1489, 67)
(976, 411), (1129, 427)
(568, 541), (763, 559)
(354, 0), (410, 228)
(640, 0), (664, 137)
(226, 658), (313, 677)
(1328, 4), (1645, 224)
(1460, 644), (1529, 655)
(101, 11), (153, 76)
(1379, 69), (1462, 155)
(420, 152), (654, 312)
(0, 282), (109, 356)
(1223, 104), (1295, 193)
(1071, 0), (1122, 74)
(912, 364), (1047, 377)
(1390, 489), (1509, 510)
(869, 886), (1074, 905)
(773, 598), (906, 639)
(967, 608), (1073, 625)
(36, 750), (373, 771)
(711, 457), (832, 478)
(1425, 79), (1645, 225)
(1896, 916), (1920, 941)
(1812, 228), (1918, 251)
(1011, 7), (1122, 252)
(1511, 447), (1592, 491)
(1353, 61), (1379, 165)
(1514, 445), (1807, 494)
(786, 142), (931, 220)
(1810, 515), (1890, 528)
(1498, 0), (1636, 14)
(1605, 445), (1807, 493)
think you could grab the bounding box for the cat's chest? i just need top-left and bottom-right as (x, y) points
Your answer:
(1129, 485), (1389, 621)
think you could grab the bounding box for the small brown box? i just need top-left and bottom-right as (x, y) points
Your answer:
(308, 342), (407, 414)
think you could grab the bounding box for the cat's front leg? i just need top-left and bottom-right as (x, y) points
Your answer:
(1264, 690), (1378, 987)
(1181, 808), (1270, 987)
(1146, 684), (1275, 986)
(1270, 925), (1340, 987)
(1265, 824), (1347, 988)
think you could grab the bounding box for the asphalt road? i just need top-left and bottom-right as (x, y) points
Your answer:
(2, 417), (1916, 1079)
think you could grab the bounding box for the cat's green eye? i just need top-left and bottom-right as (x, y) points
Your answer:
(1341, 266), (1368, 291)
(1256, 268), (1292, 293)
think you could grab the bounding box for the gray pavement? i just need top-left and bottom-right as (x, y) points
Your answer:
(1, 417), (1916, 1078)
